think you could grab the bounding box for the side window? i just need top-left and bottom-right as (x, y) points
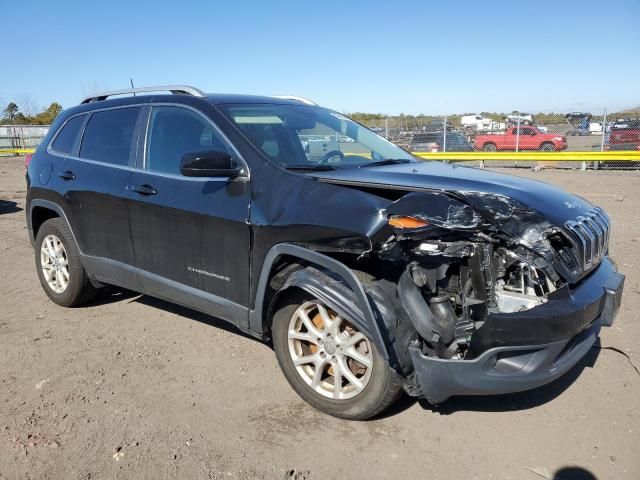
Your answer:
(146, 106), (231, 174)
(79, 107), (141, 166)
(51, 115), (86, 154)
(521, 128), (534, 136)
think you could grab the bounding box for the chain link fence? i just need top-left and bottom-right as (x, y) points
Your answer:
(2, 108), (639, 169)
(354, 109), (640, 170)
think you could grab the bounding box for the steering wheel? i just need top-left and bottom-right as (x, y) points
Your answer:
(317, 150), (344, 164)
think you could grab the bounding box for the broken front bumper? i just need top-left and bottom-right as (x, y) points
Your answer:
(408, 257), (624, 404)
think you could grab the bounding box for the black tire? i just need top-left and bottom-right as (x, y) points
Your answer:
(34, 217), (98, 307)
(482, 142), (497, 152)
(539, 142), (555, 152)
(272, 292), (403, 420)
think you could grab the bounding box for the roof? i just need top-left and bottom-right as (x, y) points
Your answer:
(206, 93), (316, 106)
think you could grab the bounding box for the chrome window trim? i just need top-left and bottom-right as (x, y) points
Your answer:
(47, 113), (88, 157)
(48, 104), (144, 167)
(47, 102), (250, 180)
(141, 102), (250, 180)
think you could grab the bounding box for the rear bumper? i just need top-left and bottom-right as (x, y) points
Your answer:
(408, 258), (625, 404)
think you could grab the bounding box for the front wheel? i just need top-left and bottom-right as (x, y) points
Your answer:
(539, 142), (555, 151)
(482, 142), (497, 152)
(272, 294), (403, 420)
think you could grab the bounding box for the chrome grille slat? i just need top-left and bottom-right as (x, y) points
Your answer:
(563, 207), (610, 273)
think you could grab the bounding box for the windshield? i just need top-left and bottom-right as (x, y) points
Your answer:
(219, 104), (415, 168)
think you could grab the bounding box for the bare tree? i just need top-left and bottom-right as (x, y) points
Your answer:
(16, 94), (40, 118)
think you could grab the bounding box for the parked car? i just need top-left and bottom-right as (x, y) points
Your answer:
(606, 119), (640, 150)
(505, 112), (534, 125)
(26, 85), (624, 420)
(407, 131), (474, 152)
(474, 126), (567, 151)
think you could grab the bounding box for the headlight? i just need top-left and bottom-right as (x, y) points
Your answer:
(385, 192), (483, 231)
(553, 136), (564, 141)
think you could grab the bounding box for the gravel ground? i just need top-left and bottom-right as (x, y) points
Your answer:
(1, 157), (639, 480)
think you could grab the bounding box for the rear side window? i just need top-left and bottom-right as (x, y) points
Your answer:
(51, 115), (86, 154)
(79, 107), (141, 166)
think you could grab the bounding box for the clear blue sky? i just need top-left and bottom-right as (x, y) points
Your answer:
(3, 0), (639, 115)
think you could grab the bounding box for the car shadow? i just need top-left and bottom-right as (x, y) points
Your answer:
(85, 287), (603, 419)
(0, 200), (22, 215)
(84, 286), (140, 306)
(552, 466), (598, 479)
(421, 341), (601, 415)
(132, 294), (264, 345)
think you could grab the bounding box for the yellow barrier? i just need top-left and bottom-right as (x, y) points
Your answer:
(2, 149), (639, 162)
(0, 148), (36, 155)
(412, 151), (640, 161)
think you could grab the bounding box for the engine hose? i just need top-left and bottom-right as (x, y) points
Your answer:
(397, 266), (457, 357)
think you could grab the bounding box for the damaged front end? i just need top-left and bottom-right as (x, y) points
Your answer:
(371, 189), (625, 403)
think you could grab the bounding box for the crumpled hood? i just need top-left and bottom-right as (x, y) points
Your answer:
(311, 161), (593, 230)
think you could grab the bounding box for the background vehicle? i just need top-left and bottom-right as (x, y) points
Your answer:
(26, 85), (623, 420)
(407, 131), (474, 152)
(505, 112), (534, 125)
(474, 126), (567, 151)
(461, 114), (504, 132)
(461, 114), (493, 130)
(565, 112), (592, 136)
(607, 119), (640, 150)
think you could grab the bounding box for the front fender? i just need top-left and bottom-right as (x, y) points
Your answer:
(252, 244), (403, 364)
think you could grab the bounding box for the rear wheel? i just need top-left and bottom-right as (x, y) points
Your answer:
(482, 142), (497, 152)
(272, 293), (403, 420)
(35, 218), (98, 307)
(539, 142), (555, 152)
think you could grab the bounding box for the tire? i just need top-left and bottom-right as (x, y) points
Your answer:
(482, 142), (497, 152)
(539, 142), (555, 152)
(272, 292), (403, 420)
(34, 217), (98, 307)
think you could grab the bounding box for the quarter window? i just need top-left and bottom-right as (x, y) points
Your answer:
(145, 106), (231, 174)
(51, 115), (86, 154)
(79, 107), (141, 166)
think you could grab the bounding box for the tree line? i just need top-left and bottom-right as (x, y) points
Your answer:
(1, 101), (63, 125)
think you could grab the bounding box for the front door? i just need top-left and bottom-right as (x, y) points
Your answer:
(127, 105), (251, 326)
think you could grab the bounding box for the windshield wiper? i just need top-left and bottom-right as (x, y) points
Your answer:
(285, 164), (335, 171)
(360, 159), (413, 168)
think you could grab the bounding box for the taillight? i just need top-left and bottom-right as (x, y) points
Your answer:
(24, 154), (33, 168)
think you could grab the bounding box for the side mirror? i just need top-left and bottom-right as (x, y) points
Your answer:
(180, 150), (242, 178)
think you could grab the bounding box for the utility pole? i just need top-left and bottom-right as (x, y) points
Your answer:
(442, 113), (448, 152)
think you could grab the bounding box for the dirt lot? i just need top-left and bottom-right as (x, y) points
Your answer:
(1, 157), (639, 480)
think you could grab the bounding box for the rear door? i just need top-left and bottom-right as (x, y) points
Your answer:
(57, 106), (143, 287)
(127, 104), (251, 326)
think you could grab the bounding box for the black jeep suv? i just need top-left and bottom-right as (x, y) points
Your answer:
(26, 86), (624, 420)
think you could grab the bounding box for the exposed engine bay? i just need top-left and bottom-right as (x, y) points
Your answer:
(366, 189), (608, 361)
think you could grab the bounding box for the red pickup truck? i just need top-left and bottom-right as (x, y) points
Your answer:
(474, 127), (567, 152)
(606, 120), (640, 150)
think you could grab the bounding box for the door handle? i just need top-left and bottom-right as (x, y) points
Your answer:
(58, 170), (76, 180)
(131, 184), (157, 196)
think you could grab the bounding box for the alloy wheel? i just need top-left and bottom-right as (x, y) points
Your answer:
(40, 234), (70, 294)
(287, 301), (373, 400)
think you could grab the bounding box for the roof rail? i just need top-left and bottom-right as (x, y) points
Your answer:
(271, 95), (316, 106)
(80, 85), (206, 104)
